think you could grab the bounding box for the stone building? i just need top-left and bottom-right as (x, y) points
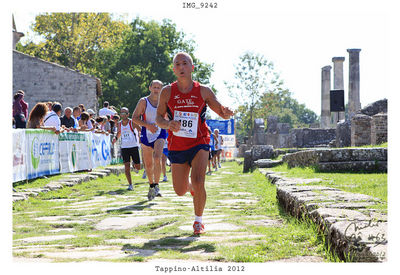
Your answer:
(12, 17), (101, 114)
(13, 50), (102, 114)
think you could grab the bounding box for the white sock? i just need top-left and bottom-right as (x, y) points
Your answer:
(195, 216), (202, 223)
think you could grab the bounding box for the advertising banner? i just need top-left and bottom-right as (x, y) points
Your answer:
(13, 129), (27, 182)
(25, 129), (60, 180)
(90, 133), (112, 167)
(59, 132), (92, 173)
(207, 119), (236, 160)
(206, 119), (235, 135)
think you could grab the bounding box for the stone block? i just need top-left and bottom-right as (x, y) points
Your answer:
(336, 119), (351, 147)
(254, 159), (283, 168)
(251, 145), (274, 161)
(243, 150), (252, 173)
(45, 182), (64, 191)
(351, 114), (372, 146)
(317, 161), (387, 173)
(371, 113), (387, 145)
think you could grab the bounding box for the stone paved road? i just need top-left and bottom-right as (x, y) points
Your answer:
(13, 162), (327, 263)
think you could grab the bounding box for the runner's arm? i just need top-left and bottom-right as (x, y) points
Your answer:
(156, 86), (180, 132)
(201, 86), (234, 119)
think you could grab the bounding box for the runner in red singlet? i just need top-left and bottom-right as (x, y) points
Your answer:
(156, 52), (233, 235)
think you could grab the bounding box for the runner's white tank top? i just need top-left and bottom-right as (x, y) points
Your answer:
(214, 135), (222, 150)
(120, 120), (139, 148)
(143, 97), (161, 143)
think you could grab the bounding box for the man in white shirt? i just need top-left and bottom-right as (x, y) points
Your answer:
(43, 103), (62, 134)
(99, 101), (117, 117)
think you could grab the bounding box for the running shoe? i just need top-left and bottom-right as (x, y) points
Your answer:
(155, 185), (162, 197)
(147, 187), (156, 200)
(127, 184), (133, 191)
(206, 171), (212, 175)
(218, 163), (221, 168)
(162, 175), (168, 182)
(142, 171), (147, 179)
(193, 221), (205, 235)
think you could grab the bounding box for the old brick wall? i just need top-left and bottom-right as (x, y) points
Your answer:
(13, 50), (100, 114)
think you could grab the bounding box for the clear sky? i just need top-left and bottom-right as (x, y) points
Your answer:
(10, 0), (397, 116)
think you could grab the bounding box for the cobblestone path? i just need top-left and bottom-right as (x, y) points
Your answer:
(13, 162), (328, 263)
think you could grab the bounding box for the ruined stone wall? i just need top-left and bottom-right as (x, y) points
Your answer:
(371, 113), (387, 145)
(282, 148), (387, 172)
(289, 128), (336, 148)
(13, 50), (100, 114)
(351, 114), (372, 146)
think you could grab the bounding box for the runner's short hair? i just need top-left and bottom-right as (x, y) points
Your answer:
(173, 52), (193, 65)
(150, 80), (163, 87)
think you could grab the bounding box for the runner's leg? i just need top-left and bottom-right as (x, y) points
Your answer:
(152, 139), (165, 184)
(171, 163), (191, 196)
(142, 145), (154, 184)
(190, 149), (208, 217)
(124, 162), (132, 186)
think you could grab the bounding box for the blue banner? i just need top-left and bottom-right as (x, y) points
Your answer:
(206, 119), (235, 135)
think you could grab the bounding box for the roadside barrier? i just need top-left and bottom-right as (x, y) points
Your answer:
(12, 129), (122, 182)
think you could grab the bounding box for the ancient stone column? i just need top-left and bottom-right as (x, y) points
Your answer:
(347, 49), (361, 119)
(332, 57), (345, 122)
(320, 65), (332, 128)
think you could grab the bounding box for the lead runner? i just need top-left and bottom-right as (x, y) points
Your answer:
(156, 52), (233, 235)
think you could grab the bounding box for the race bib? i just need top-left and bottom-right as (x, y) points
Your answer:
(173, 111), (198, 138)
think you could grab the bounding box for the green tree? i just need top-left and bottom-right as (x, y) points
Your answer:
(225, 52), (277, 137)
(227, 52), (318, 143)
(16, 12), (129, 75)
(96, 17), (214, 112)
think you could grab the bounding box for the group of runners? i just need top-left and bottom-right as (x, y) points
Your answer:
(113, 52), (233, 235)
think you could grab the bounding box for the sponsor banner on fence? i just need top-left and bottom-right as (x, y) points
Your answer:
(59, 132), (92, 173)
(221, 147), (238, 160)
(220, 134), (236, 148)
(25, 129), (60, 180)
(13, 129), (27, 182)
(207, 119), (237, 160)
(90, 133), (112, 167)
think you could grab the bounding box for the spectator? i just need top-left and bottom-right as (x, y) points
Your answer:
(60, 107), (77, 132)
(43, 103), (62, 134)
(89, 118), (96, 131)
(104, 115), (112, 133)
(12, 92), (26, 128)
(79, 104), (85, 113)
(72, 106), (81, 128)
(46, 101), (53, 112)
(17, 90), (29, 121)
(87, 109), (95, 118)
(95, 116), (106, 133)
(110, 114), (120, 135)
(78, 112), (92, 131)
(27, 102), (47, 129)
(27, 102), (58, 133)
(99, 101), (117, 117)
